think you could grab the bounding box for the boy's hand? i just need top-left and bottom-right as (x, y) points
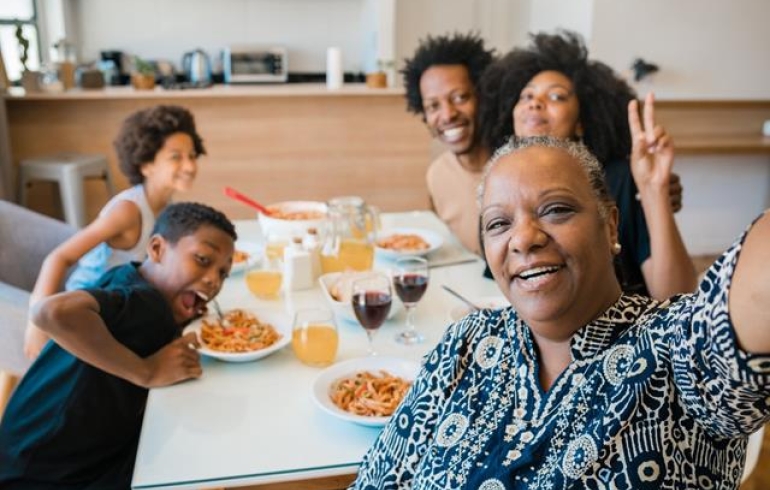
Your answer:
(142, 332), (202, 388)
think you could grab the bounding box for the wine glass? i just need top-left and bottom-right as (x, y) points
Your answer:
(351, 274), (392, 356)
(292, 307), (339, 367)
(392, 256), (429, 345)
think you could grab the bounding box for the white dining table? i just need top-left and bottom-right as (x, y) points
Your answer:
(131, 211), (501, 489)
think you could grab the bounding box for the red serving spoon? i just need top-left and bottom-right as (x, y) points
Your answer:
(224, 186), (273, 216)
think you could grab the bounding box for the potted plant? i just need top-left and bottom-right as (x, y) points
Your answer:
(15, 23), (39, 92)
(131, 56), (156, 90)
(366, 59), (394, 88)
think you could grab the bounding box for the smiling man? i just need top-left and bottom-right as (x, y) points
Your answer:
(402, 33), (496, 254)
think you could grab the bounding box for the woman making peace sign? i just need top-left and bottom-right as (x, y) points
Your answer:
(351, 134), (769, 489)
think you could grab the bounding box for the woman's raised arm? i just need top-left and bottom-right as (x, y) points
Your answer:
(628, 93), (697, 299)
(728, 211), (770, 353)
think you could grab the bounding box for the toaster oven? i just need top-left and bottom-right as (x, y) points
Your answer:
(223, 46), (288, 83)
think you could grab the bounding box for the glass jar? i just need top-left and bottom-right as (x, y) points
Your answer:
(320, 196), (379, 273)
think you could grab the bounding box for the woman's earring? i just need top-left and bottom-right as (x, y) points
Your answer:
(612, 242), (622, 255)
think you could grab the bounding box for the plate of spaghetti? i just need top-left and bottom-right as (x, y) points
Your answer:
(230, 240), (262, 275)
(185, 308), (291, 362)
(312, 357), (420, 427)
(375, 227), (443, 259)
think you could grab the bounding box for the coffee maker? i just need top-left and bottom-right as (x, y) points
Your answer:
(100, 50), (127, 85)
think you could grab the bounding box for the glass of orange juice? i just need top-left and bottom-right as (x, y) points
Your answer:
(292, 307), (339, 367)
(245, 258), (283, 300)
(264, 232), (289, 263)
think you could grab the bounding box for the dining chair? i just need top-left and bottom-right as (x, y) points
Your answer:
(0, 200), (75, 418)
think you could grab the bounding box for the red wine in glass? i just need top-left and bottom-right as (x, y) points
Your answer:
(352, 291), (392, 330)
(351, 274), (392, 355)
(394, 273), (428, 304)
(393, 256), (429, 345)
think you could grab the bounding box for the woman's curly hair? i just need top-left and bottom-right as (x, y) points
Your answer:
(113, 105), (206, 185)
(478, 30), (636, 164)
(402, 32), (496, 115)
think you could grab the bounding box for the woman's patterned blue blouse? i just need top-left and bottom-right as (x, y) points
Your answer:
(352, 222), (770, 489)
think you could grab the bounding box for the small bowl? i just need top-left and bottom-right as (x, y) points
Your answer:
(258, 201), (328, 238)
(319, 271), (402, 324)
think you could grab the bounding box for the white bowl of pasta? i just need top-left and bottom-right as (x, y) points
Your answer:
(230, 240), (263, 275)
(375, 227), (443, 259)
(312, 356), (421, 427)
(185, 308), (291, 362)
(258, 201), (328, 238)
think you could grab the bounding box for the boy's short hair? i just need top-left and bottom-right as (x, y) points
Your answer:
(114, 105), (206, 185)
(152, 202), (237, 244)
(401, 32), (496, 115)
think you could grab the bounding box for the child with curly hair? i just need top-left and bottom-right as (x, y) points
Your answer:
(24, 105), (207, 359)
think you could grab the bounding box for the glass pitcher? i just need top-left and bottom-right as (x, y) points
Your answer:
(320, 196), (379, 273)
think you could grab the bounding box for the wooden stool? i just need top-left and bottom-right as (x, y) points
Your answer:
(18, 153), (115, 228)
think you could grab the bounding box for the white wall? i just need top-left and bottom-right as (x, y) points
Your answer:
(590, 0), (770, 100)
(675, 156), (769, 255)
(395, 0), (529, 68)
(528, 0), (593, 42)
(74, 0), (369, 73)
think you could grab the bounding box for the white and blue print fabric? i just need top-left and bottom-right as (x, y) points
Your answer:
(351, 223), (770, 489)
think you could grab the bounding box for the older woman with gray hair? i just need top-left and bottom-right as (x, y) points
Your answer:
(350, 135), (770, 489)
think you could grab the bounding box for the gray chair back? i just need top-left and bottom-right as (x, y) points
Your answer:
(0, 200), (76, 375)
(0, 200), (77, 292)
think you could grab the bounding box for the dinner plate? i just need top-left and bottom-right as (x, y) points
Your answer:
(185, 309), (291, 362)
(230, 240), (263, 275)
(375, 227), (444, 259)
(448, 295), (510, 322)
(312, 357), (421, 427)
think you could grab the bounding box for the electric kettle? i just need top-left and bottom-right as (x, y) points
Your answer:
(181, 49), (212, 84)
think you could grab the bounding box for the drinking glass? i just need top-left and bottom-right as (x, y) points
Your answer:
(392, 256), (429, 345)
(245, 252), (283, 300)
(264, 231), (290, 263)
(292, 307), (339, 367)
(351, 273), (392, 356)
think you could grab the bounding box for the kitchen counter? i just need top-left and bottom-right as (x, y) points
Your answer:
(3, 89), (770, 225)
(4, 83), (429, 222)
(3, 83), (406, 100)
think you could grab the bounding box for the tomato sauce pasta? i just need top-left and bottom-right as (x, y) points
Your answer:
(329, 370), (412, 417)
(377, 233), (430, 252)
(233, 250), (250, 264)
(266, 208), (325, 221)
(201, 309), (281, 353)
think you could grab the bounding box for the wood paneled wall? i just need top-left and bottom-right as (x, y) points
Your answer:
(6, 93), (430, 223)
(5, 93), (769, 225)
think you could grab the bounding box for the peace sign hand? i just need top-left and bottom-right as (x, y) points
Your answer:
(628, 92), (674, 191)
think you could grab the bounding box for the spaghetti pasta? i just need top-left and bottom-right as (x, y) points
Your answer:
(201, 309), (281, 353)
(233, 250), (250, 264)
(377, 233), (430, 252)
(329, 370), (412, 417)
(266, 208), (326, 221)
